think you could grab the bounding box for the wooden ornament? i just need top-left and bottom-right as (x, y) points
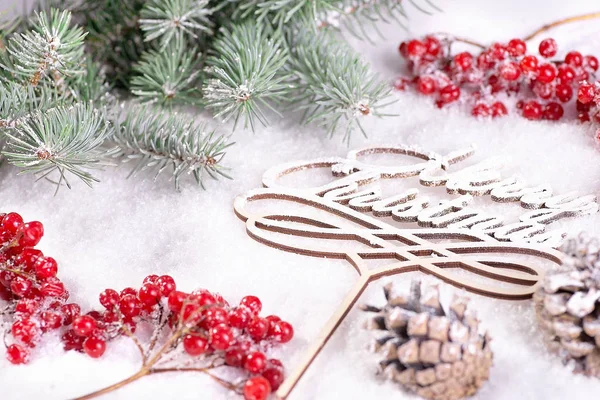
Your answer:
(234, 145), (574, 399)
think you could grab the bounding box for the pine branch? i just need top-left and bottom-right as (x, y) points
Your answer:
(130, 39), (201, 106)
(139, 0), (214, 47)
(111, 106), (233, 190)
(2, 103), (113, 191)
(202, 22), (290, 131)
(287, 30), (394, 140)
(3, 9), (87, 87)
(232, 0), (338, 26)
(0, 81), (64, 128)
(65, 58), (112, 104)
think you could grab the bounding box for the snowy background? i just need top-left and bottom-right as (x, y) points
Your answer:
(2, 0), (600, 399)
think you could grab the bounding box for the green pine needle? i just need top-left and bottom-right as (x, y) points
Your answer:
(203, 22), (290, 131)
(130, 39), (201, 106)
(111, 105), (233, 190)
(3, 9), (87, 86)
(287, 31), (394, 141)
(2, 103), (113, 191)
(140, 0), (214, 47)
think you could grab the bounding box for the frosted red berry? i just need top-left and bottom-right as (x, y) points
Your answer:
(183, 334), (209, 356)
(522, 101), (543, 120)
(555, 84), (573, 103)
(453, 52), (473, 71)
(156, 275), (176, 296)
(240, 296), (262, 315)
(565, 51), (583, 67)
(243, 376), (271, 400)
(225, 348), (246, 367)
(229, 307), (252, 329)
(6, 344), (29, 364)
(578, 84), (596, 104)
(73, 315), (96, 337)
(244, 351), (267, 373)
(499, 62), (520, 81)
(34, 256), (58, 279)
(273, 321), (294, 343)
(210, 325), (233, 350)
(247, 317), (269, 341)
(423, 36), (441, 57)
(491, 102), (508, 117)
(119, 294), (142, 317)
(167, 290), (186, 312)
(438, 84), (460, 104)
(10, 276), (32, 297)
(507, 39), (526, 56)
(417, 76), (436, 95)
(99, 289), (119, 309)
(543, 102), (564, 120)
(406, 40), (426, 58)
(2, 213), (24, 235)
(262, 367), (284, 391)
(138, 283), (161, 306)
(18, 221), (43, 247)
(471, 103), (490, 117)
(12, 318), (39, 344)
(539, 38), (557, 58)
(585, 55), (599, 71)
(83, 337), (106, 358)
(519, 55), (538, 73)
(537, 64), (556, 83)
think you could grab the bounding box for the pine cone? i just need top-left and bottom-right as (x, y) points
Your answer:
(360, 281), (493, 400)
(534, 234), (600, 378)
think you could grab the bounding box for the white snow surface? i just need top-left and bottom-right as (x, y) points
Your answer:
(2, 0), (600, 399)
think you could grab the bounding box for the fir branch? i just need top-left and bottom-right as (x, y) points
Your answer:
(139, 0), (214, 47)
(233, 0), (338, 26)
(130, 39), (201, 106)
(66, 58), (112, 104)
(2, 103), (112, 190)
(111, 106), (233, 190)
(203, 22), (290, 131)
(287, 31), (394, 140)
(3, 9), (87, 86)
(0, 81), (64, 129)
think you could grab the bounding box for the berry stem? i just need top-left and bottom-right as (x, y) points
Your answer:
(524, 12), (600, 41)
(72, 368), (150, 400)
(121, 322), (147, 364)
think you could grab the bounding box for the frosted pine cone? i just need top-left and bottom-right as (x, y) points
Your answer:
(360, 281), (493, 400)
(534, 234), (600, 378)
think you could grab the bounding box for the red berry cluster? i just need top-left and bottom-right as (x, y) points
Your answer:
(0, 212), (73, 364)
(397, 35), (599, 122)
(1, 212), (294, 400)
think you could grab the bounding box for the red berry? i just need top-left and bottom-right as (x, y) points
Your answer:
(273, 321), (294, 343)
(476, 51), (494, 70)
(225, 348), (247, 367)
(62, 329), (85, 351)
(585, 55), (599, 71)
(499, 62), (520, 81)
(18, 221), (43, 247)
(138, 283), (161, 306)
(83, 336), (106, 358)
(41, 311), (62, 330)
(533, 82), (553, 100)
(406, 40), (426, 58)
(35, 256), (58, 279)
(537, 64), (556, 83)
(183, 334), (209, 356)
(202, 306), (229, 329)
(522, 101), (543, 120)
(438, 84), (460, 104)
(565, 51), (583, 67)
(247, 317), (269, 341)
(453, 52), (473, 71)
(10, 276), (32, 297)
(262, 367), (284, 391)
(60, 303), (81, 325)
(2, 212), (24, 235)
(120, 287), (137, 297)
(240, 295), (262, 315)
(119, 294), (142, 317)
(167, 290), (186, 312)
(471, 103), (490, 117)
(538, 38), (557, 58)
(229, 307), (252, 329)
(393, 77), (408, 91)
(156, 275), (176, 296)
(416, 76), (436, 95)
(0, 270), (14, 287)
(15, 298), (39, 315)
(40, 279), (65, 298)
(423, 36), (441, 57)
(265, 315), (281, 337)
(491, 102), (508, 118)
(12, 318), (39, 345)
(244, 351), (267, 373)
(243, 376), (271, 400)
(507, 39), (526, 57)
(519, 55), (538, 73)
(578, 83), (596, 104)
(398, 41), (407, 57)
(99, 289), (120, 309)
(209, 325), (233, 350)
(557, 66), (576, 85)
(6, 344), (29, 364)
(543, 102), (564, 121)
(73, 315), (96, 337)
(191, 290), (216, 307)
(15, 248), (43, 272)
(555, 84), (573, 103)
(143, 275), (159, 285)
(489, 43), (507, 60)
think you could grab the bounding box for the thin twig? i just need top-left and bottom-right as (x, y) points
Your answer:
(121, 323), (147, 365)
(524, 12), (600, 41)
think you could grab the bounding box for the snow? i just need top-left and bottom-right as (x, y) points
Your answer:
(2, 0), (600, 399)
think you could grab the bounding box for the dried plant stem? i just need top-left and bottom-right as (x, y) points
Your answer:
(524, 11), (600, 41)
(73, 369), (151, 400)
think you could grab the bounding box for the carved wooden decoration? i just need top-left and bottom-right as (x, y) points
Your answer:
(233, 145), (583, 399)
